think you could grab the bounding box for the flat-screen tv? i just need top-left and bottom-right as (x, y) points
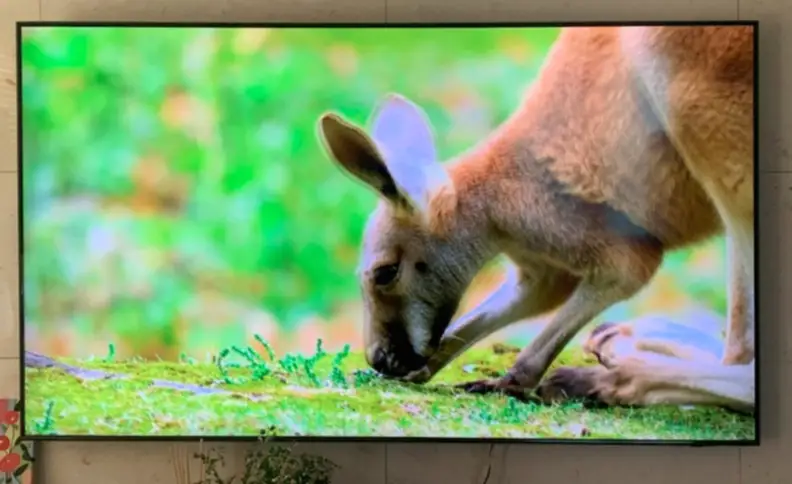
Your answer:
(18, 21), (759, 444)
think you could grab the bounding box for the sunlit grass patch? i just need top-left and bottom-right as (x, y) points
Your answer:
(24, 338), (754, 441)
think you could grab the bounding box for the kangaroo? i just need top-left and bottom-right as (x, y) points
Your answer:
(316, 25), (755, 408)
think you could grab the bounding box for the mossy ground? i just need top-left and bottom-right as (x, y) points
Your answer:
(24, 342), (754, 441)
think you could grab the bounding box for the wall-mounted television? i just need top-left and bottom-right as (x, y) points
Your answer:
(17, 21), (758, 444)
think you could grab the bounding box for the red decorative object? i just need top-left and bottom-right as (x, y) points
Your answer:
(0, 453), (21, 473)
(0, 399), (34, 483)
(1, 412), (20, 426)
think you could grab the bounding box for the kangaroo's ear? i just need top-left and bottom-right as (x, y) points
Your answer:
(318, 112), (404, 203)
(369, 94), (452, 215)
(317, 94), (454, 218)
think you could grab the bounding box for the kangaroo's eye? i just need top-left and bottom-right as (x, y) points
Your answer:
(373, 263), (400, 286)
(414, 261), (429, 273)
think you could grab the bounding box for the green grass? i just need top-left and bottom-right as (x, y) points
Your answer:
(24, 340), (754, 441)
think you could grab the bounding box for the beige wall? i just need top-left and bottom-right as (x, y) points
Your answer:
(1, 0), (789, 482)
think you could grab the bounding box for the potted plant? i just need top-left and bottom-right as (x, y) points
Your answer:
(172, 427), (338, 484)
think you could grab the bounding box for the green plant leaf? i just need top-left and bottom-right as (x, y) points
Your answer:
(20, 444), (34, 462)
(14, 463), (29, 477)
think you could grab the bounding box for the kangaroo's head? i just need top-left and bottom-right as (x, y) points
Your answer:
(317, 94), (486, 378)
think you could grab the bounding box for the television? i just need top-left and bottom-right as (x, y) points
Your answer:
(17, 21), (759, 444)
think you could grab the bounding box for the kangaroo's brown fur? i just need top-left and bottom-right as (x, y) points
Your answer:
(316, 25), (755, 409)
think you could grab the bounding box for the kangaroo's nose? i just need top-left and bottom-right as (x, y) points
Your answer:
(370, 347), (390, 374)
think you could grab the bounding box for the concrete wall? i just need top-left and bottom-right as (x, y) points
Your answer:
(1, 0), (789, 482)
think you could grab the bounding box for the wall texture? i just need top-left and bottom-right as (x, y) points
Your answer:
(1, 0), (789, 482)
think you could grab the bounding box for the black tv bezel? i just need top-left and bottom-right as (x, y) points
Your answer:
(15, 19), (761, 447)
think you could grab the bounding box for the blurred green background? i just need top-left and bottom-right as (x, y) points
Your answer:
(20, 26), (728, 361)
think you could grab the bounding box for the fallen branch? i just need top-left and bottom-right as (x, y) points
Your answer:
(23, 351), (270, 401)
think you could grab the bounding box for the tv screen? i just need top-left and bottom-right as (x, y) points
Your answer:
(18, 22), (758, 443)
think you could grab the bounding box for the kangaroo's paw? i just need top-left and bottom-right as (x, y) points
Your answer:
(535, 366), (606, 405)
(401, 366), (432, 384)
(536, 365), (646, 408)
(455, 375), (539, 403)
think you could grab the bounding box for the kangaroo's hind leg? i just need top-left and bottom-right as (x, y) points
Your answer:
(538, 318), (755, 413)
(538, 353), (755, 413)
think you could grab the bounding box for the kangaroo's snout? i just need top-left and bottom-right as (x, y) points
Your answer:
(367, 339), (428, 378)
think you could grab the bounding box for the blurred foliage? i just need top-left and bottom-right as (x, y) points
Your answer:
(20, 26), (558, 356)
(20, 26), (729, 359)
